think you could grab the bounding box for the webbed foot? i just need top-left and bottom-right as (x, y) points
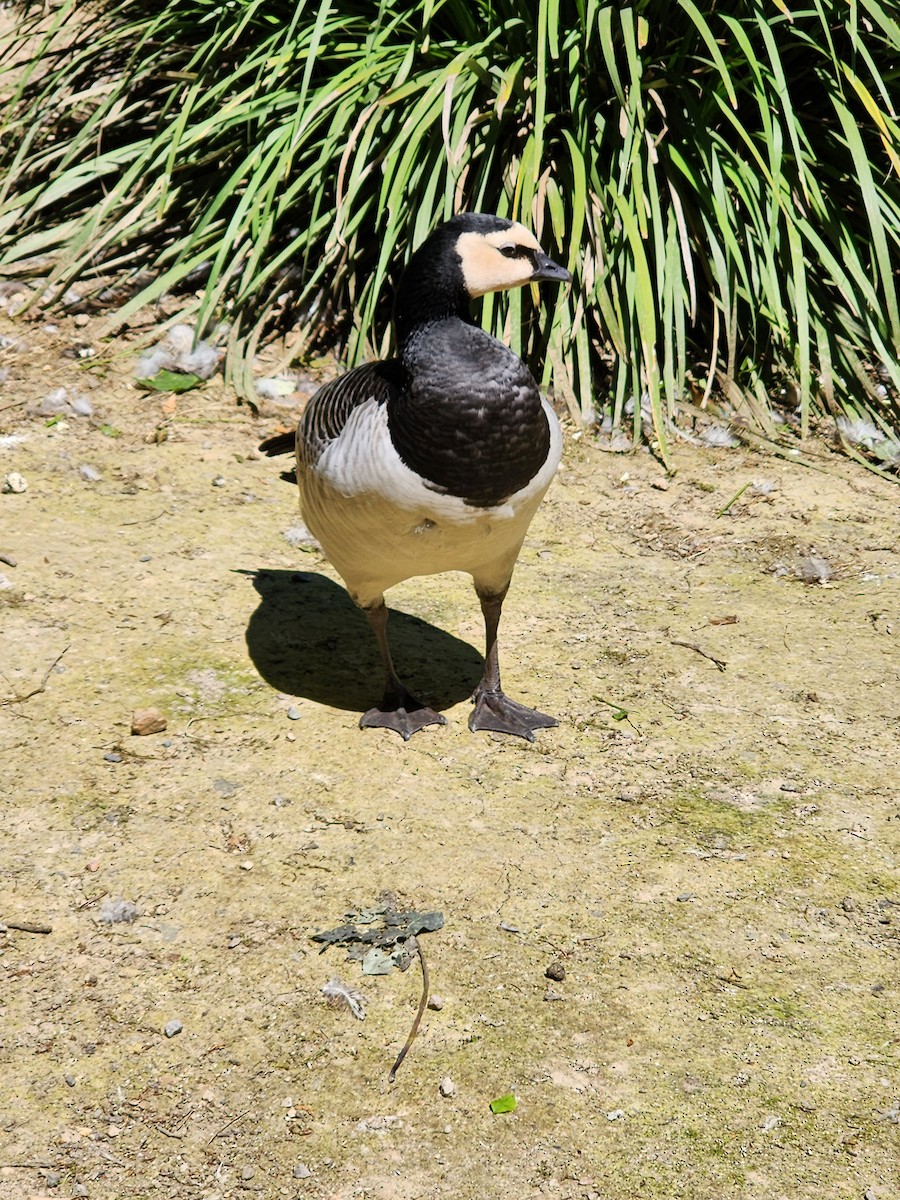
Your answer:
(468, 688), (557, 742)
(360, 686), (447, 740)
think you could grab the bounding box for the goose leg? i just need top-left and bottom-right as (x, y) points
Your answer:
(359, 601), (447, 739)
(469, 585), (557, 741)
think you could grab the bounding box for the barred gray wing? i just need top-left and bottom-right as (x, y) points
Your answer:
(298, 360), (404, 469)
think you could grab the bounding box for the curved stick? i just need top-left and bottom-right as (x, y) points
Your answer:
(388, 939), (429, 1083)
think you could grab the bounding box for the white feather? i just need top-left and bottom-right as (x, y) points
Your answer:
(322, 976), (366, 1020)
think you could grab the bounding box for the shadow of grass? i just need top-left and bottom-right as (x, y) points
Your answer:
(241, 569), (483, 713)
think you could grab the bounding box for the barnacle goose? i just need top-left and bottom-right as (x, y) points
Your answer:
(261, 212), (571, 740)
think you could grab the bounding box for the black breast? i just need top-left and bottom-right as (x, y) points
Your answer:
(388, 321), (551, 508)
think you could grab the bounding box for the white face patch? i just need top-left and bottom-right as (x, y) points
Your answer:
(456, 222), (544, 297)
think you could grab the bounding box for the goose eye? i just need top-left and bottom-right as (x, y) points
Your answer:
(498, 244), (521, 259)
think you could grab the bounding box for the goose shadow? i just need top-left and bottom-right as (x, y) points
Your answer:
(240, 569), (483, 713)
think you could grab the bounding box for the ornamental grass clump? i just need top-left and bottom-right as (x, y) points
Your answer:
(1, 0), (898, 470)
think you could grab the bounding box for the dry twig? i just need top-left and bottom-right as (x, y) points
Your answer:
(206, 1110), (250, 1145)
(388, 939), (429, 1083)
(0, 646), (69, 706)
(670, 638), (727, 672)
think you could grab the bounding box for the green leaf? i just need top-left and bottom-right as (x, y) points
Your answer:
(137, 370), (203, 394)
(489, 1092), (518, 1114)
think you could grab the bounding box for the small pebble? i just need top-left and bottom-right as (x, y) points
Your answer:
(241, 1166), (255, 1181)
(841, 896), (856, 913)
(79, 463), (102, 481)
(606, 1108), (625, 1121)
(239, 860), (253, 871)
(0, 552), (18, 567)
(44, 1170), (61, 1188)
(103, 751), (122, 763)
(427, 994), (444, 1011)
(131, 706), (167, 736)
(139, 553), (152, 562)
(2, 472), (27, 494)
(543, 988), (564, 1002)
(64, 1074), (76, 1087)
(287, 706), (302, 720)
(293, 1163), (312, 1179)
(545, 961), (566, 982)
(163, 1019), (183, 1038)
(211, 475), (226, 487)
(439, 1076), (455, 1097)
(676, 892), (695, 902)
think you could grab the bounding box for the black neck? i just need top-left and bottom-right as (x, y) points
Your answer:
(394, 232), (471, 347)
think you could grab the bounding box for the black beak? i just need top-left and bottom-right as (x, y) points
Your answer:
(531, 252), (572, 285)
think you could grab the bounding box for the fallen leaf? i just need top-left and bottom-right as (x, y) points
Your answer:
(137, 369), (202, 393)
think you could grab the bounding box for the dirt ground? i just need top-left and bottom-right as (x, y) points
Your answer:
(0, 309), (898, 1200)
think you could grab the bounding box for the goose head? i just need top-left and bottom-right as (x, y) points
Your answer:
(451, 213), (572, 297)
(396, 213), (572, 337)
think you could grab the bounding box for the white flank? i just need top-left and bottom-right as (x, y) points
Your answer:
(300, 397), (562, 607)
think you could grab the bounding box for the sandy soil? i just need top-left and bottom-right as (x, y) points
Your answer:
(1, 311), (898, 1200)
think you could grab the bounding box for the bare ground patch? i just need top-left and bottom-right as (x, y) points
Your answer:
(1, 314), (898, 1200)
